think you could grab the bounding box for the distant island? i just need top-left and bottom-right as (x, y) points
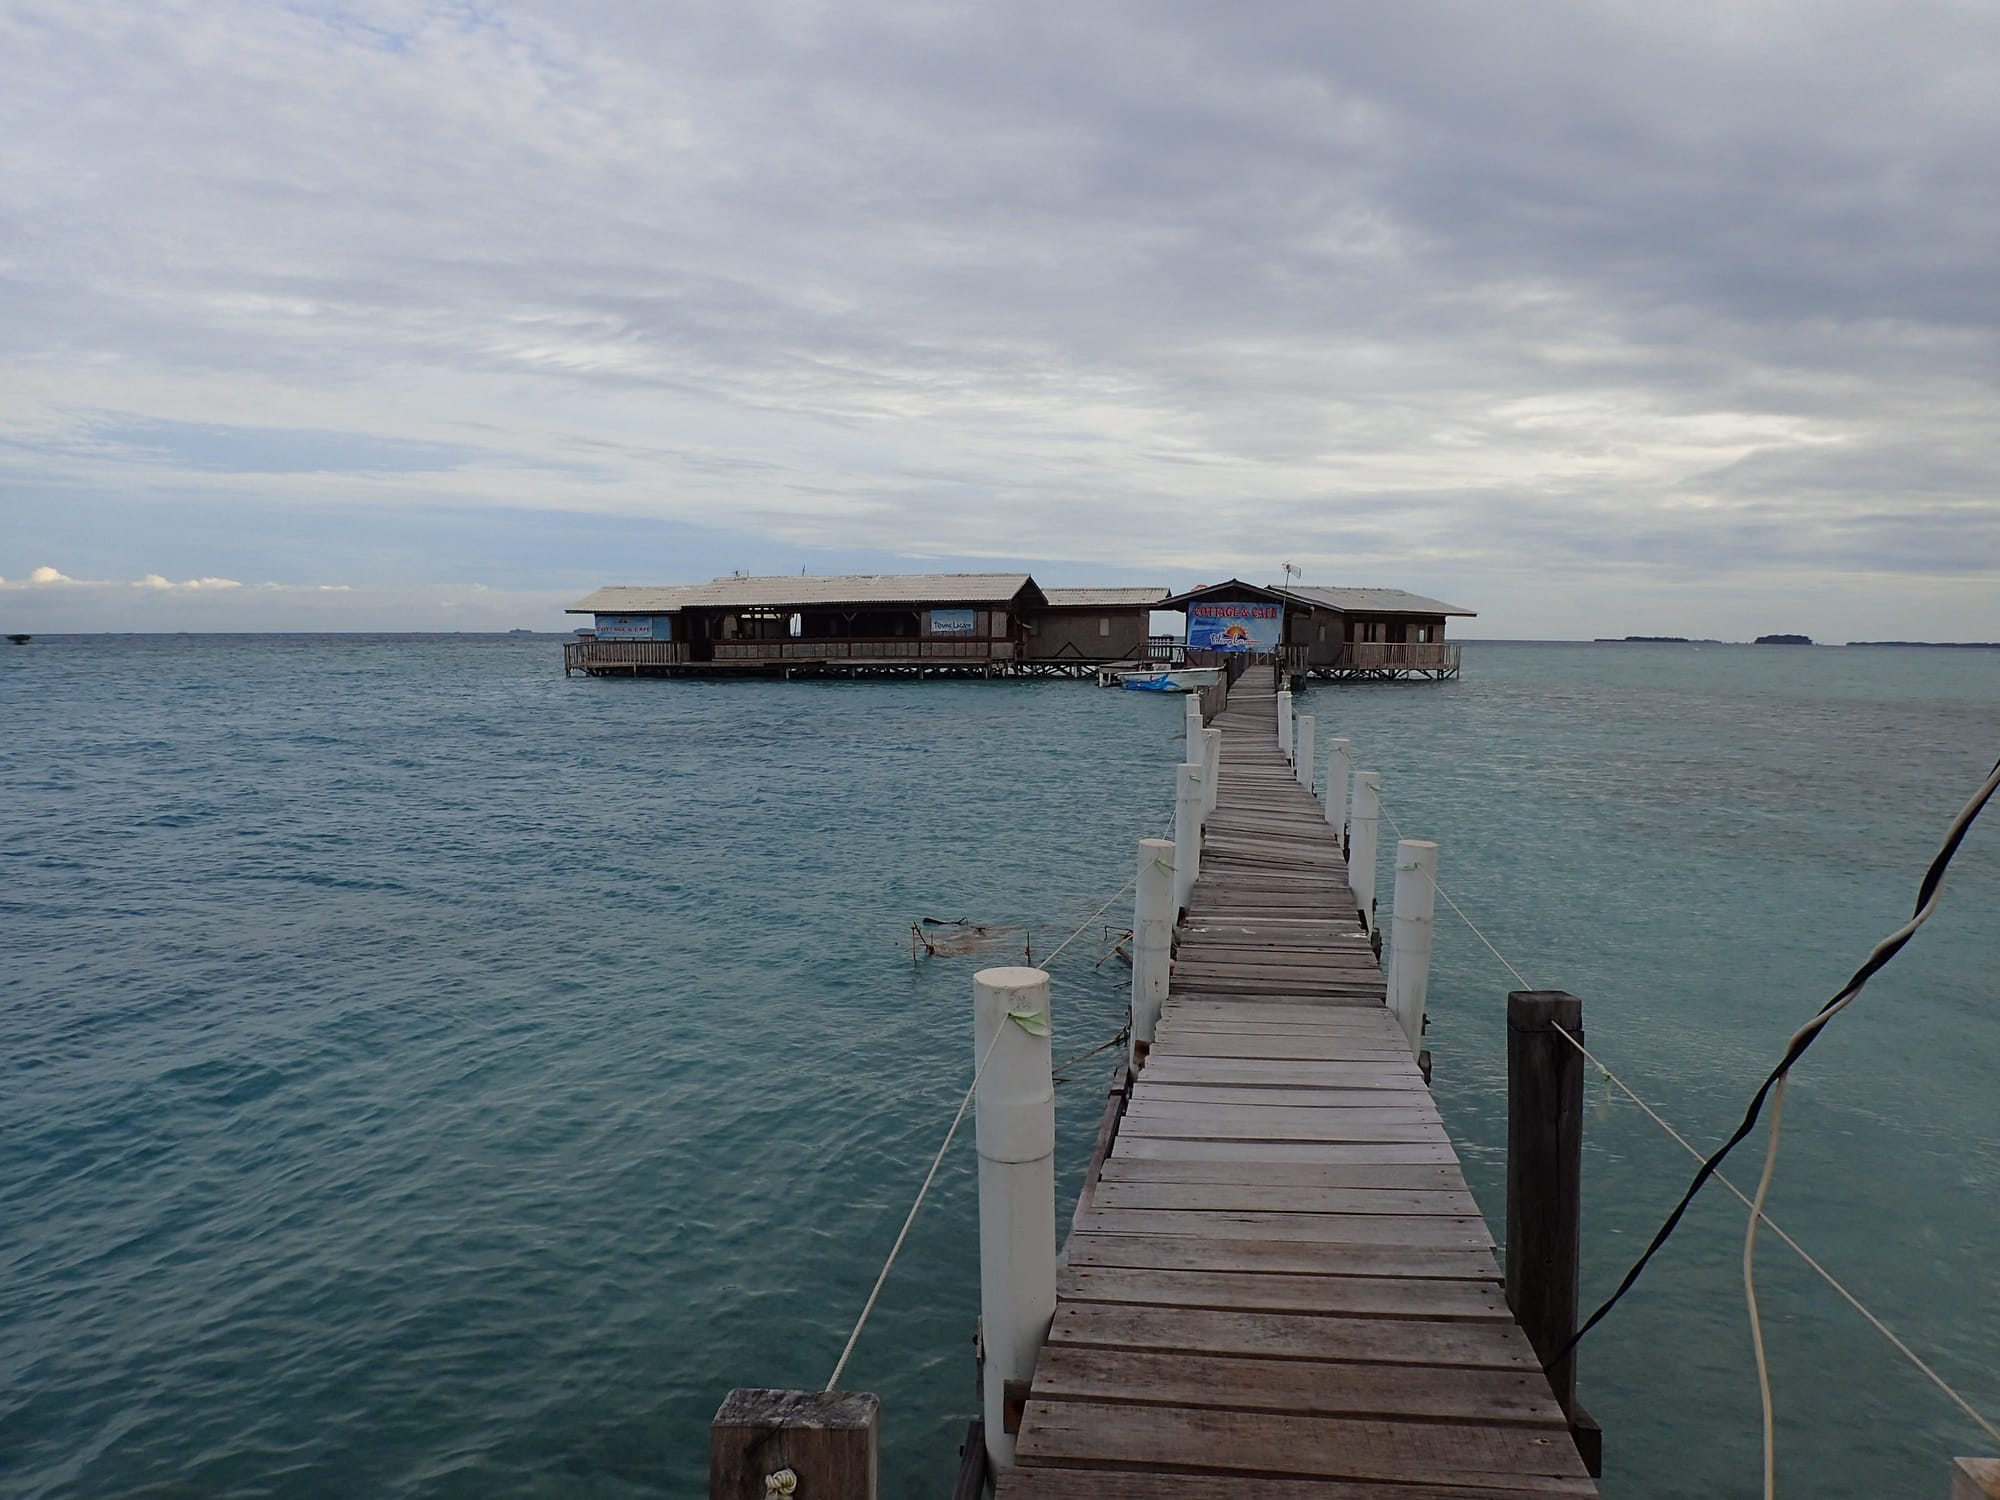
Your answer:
(1592, 635), (1723, 644)
(1847, 640), (2000, 649)
(1754, 633), (1813, 645)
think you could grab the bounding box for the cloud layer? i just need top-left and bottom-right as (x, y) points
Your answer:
(3, 1), (1998, 636)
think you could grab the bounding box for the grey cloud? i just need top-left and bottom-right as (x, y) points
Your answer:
(1, 0), (1998, 637)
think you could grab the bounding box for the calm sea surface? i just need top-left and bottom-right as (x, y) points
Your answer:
(3, 637), (1996, 1498)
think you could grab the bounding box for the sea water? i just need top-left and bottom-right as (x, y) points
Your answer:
(2, 636), (1995, 1498)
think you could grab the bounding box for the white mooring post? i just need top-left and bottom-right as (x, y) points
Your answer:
(1131, 838), (1174, 1064)
(1184, 698), (1202, 763)
(1387, 839), (1438, 1054)
(1326, 737), (1353, 843)
(1296, 713), (1316, 794)
(1201, 726), (1221, 820)
(972, 966), (1056, 1473)
(1173, 763), (1202, 913)
(1350, 771), (1382, 931)
(1277, 689), (1294, 759)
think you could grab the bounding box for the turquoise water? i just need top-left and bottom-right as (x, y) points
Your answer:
(3, 638), (1995, 1498)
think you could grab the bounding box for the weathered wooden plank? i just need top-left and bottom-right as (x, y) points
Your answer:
(1145, 1035), (1407, 1061)
(1100, 1157), (1466, 1191)
(1073, 1207), (1493, 1249)
(1024, 1344), (1565, 1424)
(1057, 1264), (1511, 1320)
(1061, 1231), (1501, 1281)
(1000, 1467), (1596, 1500)
(1110, 1135), (1457, 1165)
(1091, 1180), (1481, 1217)
(1047, 1302), (1540, 1369)
(1013, 1400), (1591, 1484)
(1138, 1083), (1436, 1110)
(1136, 1058), (1423, 1088)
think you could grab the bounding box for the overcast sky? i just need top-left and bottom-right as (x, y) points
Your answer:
(4, 1), (1998, 638)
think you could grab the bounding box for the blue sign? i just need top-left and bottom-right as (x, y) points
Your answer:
(595, 614), (671, 642)
(1188, 603), (1281, 653)
(929, 608), (977, 636)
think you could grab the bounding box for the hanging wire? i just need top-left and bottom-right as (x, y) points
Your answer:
(1371, 782), (2000, 1456)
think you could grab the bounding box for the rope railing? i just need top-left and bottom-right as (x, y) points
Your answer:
(1368, 792), (2000, 1455)
(825, 858), (1147, 1391)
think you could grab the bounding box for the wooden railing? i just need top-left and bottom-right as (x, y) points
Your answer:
(709, 638), (1016, 662)
(565, 640), (687, 671)
(1348, 642), (1461, 672)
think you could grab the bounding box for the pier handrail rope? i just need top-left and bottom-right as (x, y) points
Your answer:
(825, 862), (1145, 1392)
(1373, 792), (2000, 1455)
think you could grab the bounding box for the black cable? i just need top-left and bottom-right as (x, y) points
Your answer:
(1555, 753), (2000, 1367)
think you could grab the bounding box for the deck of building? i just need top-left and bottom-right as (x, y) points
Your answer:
(999, 680), (1597, 1498)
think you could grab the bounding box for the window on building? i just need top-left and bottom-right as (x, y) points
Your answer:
(1099, 616), (1111, 637)
(1415, 625), (1430, 643)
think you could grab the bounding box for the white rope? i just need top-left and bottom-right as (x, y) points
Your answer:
(825, 858), (1146, 1390)
(1372, 789), (2000, 1451)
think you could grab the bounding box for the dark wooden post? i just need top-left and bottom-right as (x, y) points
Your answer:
(1506, 990), (1585, 1417)
(710, 1389), (879, 1500)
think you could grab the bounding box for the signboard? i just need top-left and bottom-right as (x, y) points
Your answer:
(1188, 602), (1281, 653)
(929, 608), (977, 636)
(595, 614), (671, 642)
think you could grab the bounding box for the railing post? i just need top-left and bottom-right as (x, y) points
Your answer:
(711, 1390), (879, 1500)
(1201, 726), (1221, 820)
(1277, 689), (1294, 759)
(1296, 713), (1315, 794)
(1506, 990), (1585, 1425)
(1326, 737), (1352, 848)
(1349, 772), (1381, 932)
(974, 967), (1056, 1472)
(1185, 698), (1202, 762)
(1387, 840), (1436, 1053)
(1131, 839), (1174, 1063)
(1173, 763), (1202, 914)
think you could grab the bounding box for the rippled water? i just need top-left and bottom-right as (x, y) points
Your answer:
(4, 636), (1996, 1498)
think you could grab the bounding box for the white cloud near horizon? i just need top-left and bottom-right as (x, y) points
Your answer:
(3, 1), (2000, 637)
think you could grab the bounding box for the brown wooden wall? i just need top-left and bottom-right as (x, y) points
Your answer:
(1023, 607), (1151, 660)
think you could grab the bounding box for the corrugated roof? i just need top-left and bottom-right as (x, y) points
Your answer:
(567, 573), (1042, 613)
(1276, 585), (1477, 617)
(1039, 587), (1171, 608)
(1157, 579), (1289, 609)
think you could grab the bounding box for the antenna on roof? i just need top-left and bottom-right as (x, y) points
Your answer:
(1281, 560), (1301, 588)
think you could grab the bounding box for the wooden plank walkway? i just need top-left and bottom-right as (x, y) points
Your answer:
(1001, 678), (1597, 1498)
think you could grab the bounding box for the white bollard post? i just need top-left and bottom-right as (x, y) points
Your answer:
(1387, 839), (1438, 1054)
(1130, 838), (1174, 1064)
(1296, 713), (1316, 794)
(1201, 726), (1221, 820)
(973, 966), (1057, 1472)
(1350, 771), (1382, 931)
(1277, 689), (1294, 759)
(1173, 763), (1202, 913)
(1326, 737), (1352, 843)
(1185, 698), (1203, 764)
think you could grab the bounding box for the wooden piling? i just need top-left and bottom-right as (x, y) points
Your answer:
(1129, 838), (1174, 1061)
(710, 1388), (879, 1500)
(1349, 771), (1382, 932)
(1387, 839), (1438, 1054)
(1506, 990), (1586, 1421)
(974, 967), (1057, 1470)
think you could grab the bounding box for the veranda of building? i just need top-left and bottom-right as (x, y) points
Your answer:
(1161, 579), (1476, 680)
(563, 574), (1171, 677)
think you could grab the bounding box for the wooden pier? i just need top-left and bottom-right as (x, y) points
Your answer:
(1000, 677), (1596, 1498)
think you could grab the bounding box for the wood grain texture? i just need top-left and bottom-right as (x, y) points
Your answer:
(1005, 680), (1594, 1496)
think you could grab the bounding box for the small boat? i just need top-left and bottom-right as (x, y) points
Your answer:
(1102, 665), (1224, 693)
(6, 634), (29, 645)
